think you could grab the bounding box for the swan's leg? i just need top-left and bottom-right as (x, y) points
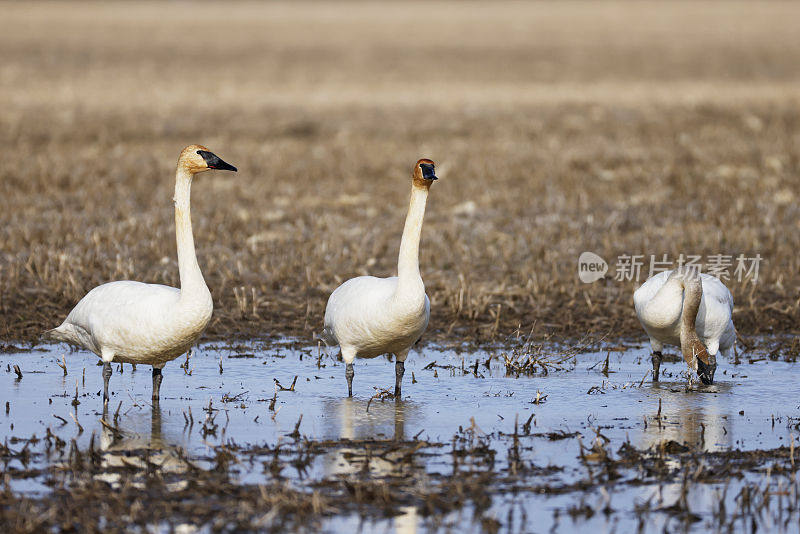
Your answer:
(342, 347), (356, 397)
(345, 364), (354, 397)
(649, 338), (663, 382)
(102, 362), (113, 403)
(651, 351), (663, 382)
(152, 366), (164, 401)
(395, 349), (409, 399)
(395, 361), (405, 398)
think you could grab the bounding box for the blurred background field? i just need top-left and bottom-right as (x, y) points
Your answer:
(1, 1), (799, 345)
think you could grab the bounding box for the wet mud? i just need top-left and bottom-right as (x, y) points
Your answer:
(1, 339), (799, 532)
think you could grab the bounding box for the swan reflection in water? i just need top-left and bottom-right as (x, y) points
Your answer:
(94, 403), (187, 490)
(323, 398), (422, 534)
(635, 381), (734, 511)
(639, 381), (733, 452)
(86, 399), (423, 532)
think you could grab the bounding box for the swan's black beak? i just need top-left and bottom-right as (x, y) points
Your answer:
(420, 163), (438, 180)
(198, 150), (238, 172)
(696, 358), (714, 385)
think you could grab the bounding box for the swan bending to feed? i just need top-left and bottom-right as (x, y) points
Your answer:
(46, 145), (237, 402)
(321, 159), (438, 398)
(634, 266), (735, 385)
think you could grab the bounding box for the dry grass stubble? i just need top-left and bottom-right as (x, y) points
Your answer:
(1, 2), (799, 347)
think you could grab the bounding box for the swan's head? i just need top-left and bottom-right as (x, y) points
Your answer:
(179, 144), (237, 174)
(413, 159), (438, 189)
(683, 337), (715, 385)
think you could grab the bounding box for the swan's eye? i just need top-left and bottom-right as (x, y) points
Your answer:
(196, 150), (202, 155)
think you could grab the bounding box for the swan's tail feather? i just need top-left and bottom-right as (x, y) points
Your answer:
(42, 328), (59, 340)
(318, 327), (337, 347)
(42, 325), (69, 343)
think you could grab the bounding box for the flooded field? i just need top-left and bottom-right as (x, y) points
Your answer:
(2, 339), (799, 532)
(3, 1), (800, 532)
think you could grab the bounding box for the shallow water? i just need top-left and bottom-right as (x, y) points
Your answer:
(2, 340), (800, 532)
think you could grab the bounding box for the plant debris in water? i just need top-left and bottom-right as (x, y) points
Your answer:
(1, 341), (799, 532)
(2, 418), (800, 532)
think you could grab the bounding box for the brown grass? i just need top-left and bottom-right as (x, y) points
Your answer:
(1, 1), (799, 345)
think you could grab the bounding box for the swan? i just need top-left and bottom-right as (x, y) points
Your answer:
(633, 266), (736, 384)
(321, 159), (438, 398)
(45, 145), (237, 402)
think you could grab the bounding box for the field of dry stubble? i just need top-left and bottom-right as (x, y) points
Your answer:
(1, 1), (800, 347)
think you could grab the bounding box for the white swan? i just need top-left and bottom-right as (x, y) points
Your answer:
(633, 267), (736, 384)
(321, 159), (438, 398)
(45, 145), (237, 402)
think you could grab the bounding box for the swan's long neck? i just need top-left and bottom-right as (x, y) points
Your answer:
(679, 275), (702, 343)
(678, 273), (708, 367)
(396, 185), (429, 297)
(174, 168), (208, 300)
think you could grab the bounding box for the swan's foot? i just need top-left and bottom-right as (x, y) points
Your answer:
(395, 360), (405, 399)
(345, 363), (354, 397)
(651, 351), (662, 382)
(152, 367), (163, 400)
(102, 362), (112, 403)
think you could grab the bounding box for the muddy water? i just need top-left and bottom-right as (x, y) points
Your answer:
(2, 340), (799, 532)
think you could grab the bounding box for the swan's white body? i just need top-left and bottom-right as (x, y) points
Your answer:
(46, 145), (234, 399)
(322, 275), (430, 361)
(322, 161), (436, 396)
(50, 280), (211, 366)
(634, 269), (736, 361)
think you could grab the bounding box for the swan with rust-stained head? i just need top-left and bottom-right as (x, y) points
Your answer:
(45, 145), (237, 402)
(634, 266), (736, 384)
(321, 159), (438, 398)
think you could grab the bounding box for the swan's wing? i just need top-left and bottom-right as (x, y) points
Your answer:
(419, 293), (431, 342)
(697, 274), (736, 348)
(323, 276), (398, 345)
(633, 270), (672, 316)
(699, 274), (734, 314)
(54, 281), (180, 350)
